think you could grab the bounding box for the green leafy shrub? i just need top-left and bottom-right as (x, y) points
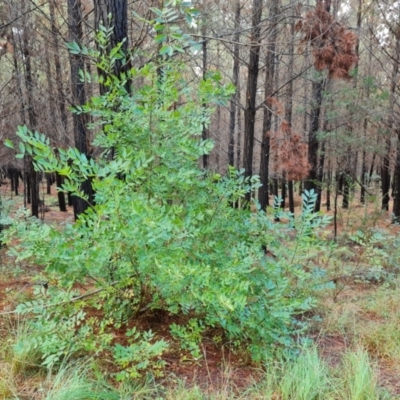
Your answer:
(170, 318), (205, 360)
(347, 228), (400, 284)
(2, 6), (332, 377)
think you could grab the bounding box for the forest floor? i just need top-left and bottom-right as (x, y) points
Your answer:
(1, 181), (400, 398)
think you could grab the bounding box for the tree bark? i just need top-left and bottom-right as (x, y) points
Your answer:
(20, 0), (40, 218)
(390, 26), (400, 220)
(201, 23), (209, 169)
(304, 76), (324, 197)
(49, 0), (68, 140)
(259, 0), (278, 210)
(56, 172), (67, 212)
(68, 0), (93, 218)
(243, 0), (263, 203)
(94, 0), (130, 94)
(285, 14), (295, 214)
(228, 0), (241, 167)
(304, 0), (330, 209)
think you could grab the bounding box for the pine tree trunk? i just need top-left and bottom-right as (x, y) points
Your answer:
(21, 3), (40, 218)
(202, 24), (209, 169)
(259, 0), (279, 210)
(236, 82), (242, 169)
(49, 0), (68, 140)
(14, 171), (19, 196)
(243, 0), (263, 202)
(285, 14), (295, 214)
(391, 28), (400, 220)
(281, 178), (286, 210)
(228, 0), (241, 167)
(304, 0), (331, 209)
(56, 172), (67, 212)
(94, 0), (130, 94)
(68, 0), (93, 219)
(304, 77), (324, 197)
(326, 164), (331, 211)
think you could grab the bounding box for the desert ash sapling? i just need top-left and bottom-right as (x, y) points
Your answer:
(2, 2), (332, 378)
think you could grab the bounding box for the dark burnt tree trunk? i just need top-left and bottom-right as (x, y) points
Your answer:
(382, 152), (391, 211)
(285, 14), (295, 214)
(21, 2), (40, 218)
(201, 22), (209, 169)
(317, 92), (330, 212)
(361, 34), (374, 204)
(49, 0), (68, 210)
(13, 170), (19, 196)
(26, 173), (31, 204)
(259, 0), (279, 210)
(390, 26), (400, 220)
(68, 0), (93, 219)
(228, 0), (241, 167)
(49, 0), (68, 137)
(360, 123), (368, 203)
(304, 0), (332, 210)
(236, 79), (242, 168)
(304, 75), (324, 198)
(94, 0), (130, 94)
(326, 162), (331, 211)
(383, 37), (400, 212)
(281, 179), (286, 210)
(243, 0), (263, 203)
(46, 174), (52, 195)
(56, 172), (67, 212)
(342, 172), (350, 209)
(393, 139), (400, 221)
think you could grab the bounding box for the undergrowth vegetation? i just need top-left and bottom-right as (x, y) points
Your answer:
(0, 3), (339, 382)
(1, 3), (400, 398)
(1, 24), (333, 378)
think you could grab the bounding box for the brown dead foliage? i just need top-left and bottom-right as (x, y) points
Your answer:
(269, 120), (310, 181)
(296, 1), (358, 78)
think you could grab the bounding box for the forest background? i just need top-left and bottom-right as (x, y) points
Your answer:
(0, 0), (399, 219)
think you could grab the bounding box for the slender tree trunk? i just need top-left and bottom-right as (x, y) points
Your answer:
(288, 180), (294, 213)
(317, 140), (326, 212)
(46, 174), (52, 195)
(285, 14), (295, 214)
(342, 174), (350, 209)
(369, 153), (376, 181)
(201, 23), (209, 169)
(393, 139), (400, 221)
(26, 173), (31, 204)
(391, 28), (400, 220)
(49, 0), (68, 210)
(360, 123), (368, 203)
(259, 0), (279, 210)
(304, 0), (331, 209)
(94, 0), (130, 94)
(236, 80), (242, 168)
(304, 77), (324, 196)
(216, 104), (221, 169)
(383, 74), (398, 211)
(342, 0), (362, 209)
(334, 177), (339, 241)
(281, 178), (286, 210)
(228, 0), (241, 167)
(21, 3), (40, 218)
(49, 0), (68, 139)
(243, 0), (263, 202)
(68, 0), (93, 218)
(326, 162), (331, 211)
